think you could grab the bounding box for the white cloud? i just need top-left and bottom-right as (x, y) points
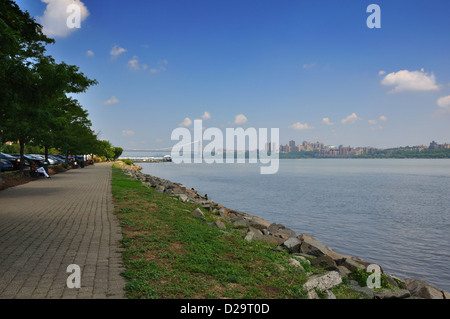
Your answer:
(322, 117), (334, 125)
(38, 0), (89, 38)
(302, 62), (318, 69)
(127, 56), (148, 71)
(437, 95), (450, 109)
(201, 112), (211, 120)
(179, 117), (192, 127)
(341, 113), (361, 124)
(368, 119), (378, 125)
(233, 114), (248, 125)
(379, 115), (388, 121)
(110, 45), (127, 59)
(378, 70), (386, 76)
(381, 69), (440, 93)
(122, 130), (135, 137)
(86, 50), (94, 57)
(289, 122), (314, 130)
(149, 59), (168, 74)
(103, 96), (119, 105)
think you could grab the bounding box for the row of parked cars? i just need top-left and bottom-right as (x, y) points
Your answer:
(0, 153), (83, 172)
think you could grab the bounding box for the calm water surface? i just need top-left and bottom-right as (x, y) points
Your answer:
(138, 159), (450, 291)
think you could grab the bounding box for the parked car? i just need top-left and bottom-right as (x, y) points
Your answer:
(0, 152), (21, 170)
(0, 159), (14, 172)
(11, 154), (46, 166)
(48, 155), (64, 164)
(29, 154), (58, 165)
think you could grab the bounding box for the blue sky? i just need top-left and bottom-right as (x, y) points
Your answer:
(15, 0), (450, 149)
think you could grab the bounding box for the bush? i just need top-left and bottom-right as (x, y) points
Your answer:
(122, 158), (134, 166)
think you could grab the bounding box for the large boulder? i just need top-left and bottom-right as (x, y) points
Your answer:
(298, 234), (345, 260)
(303, 271), (342, 292)
(311, 255), (338, 271)
(403, 278), (448, 299)
(282, 237), (302, 253)
(374, 289), (411, 299)
(191, 208), (205, 219)
(248, 216), (271, 230)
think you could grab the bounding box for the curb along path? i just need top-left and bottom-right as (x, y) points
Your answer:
(0, 163), (125, 299)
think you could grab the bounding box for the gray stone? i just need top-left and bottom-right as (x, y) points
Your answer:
(403, 278), (446, 299)
(214, 220), (226, 230)
(288, 258), (304, 271)
(352, 286), (374, 299)
(311, 255), (338, 271)
(336, 266), (352, 277)
(155, 185), (165, 193)
(244, 231), (254, 243)
(233, 219), (248, 227)
(374, 289), (411, 299)
(178, 194), (189, 203)
(303, 271), (342, 292)
(248, 216), (271, 230)
(191, 208), (205, 219)
(298, 233), (345, 261)
(282, 237), (302, 253)
(325, 290), (337, 299)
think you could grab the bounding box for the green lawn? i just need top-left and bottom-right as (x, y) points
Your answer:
(111, 166), (364, 299)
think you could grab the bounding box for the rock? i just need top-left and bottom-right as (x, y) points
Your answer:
(282, 237), (302, 253)
(303, 271), (342, 292)
(233, 219), (248, 227)
(403, 278), (447, 299)
(178, 194), (189, 203)
(298, 234), (345, 261)
(352, 286), (375, 299)
(244, 231), (254, 243)
(384, 275), (399, 288)
(155, 185), (165, 193)
(325, 290), (336, 299)
(273, 228), (296, 238)
(374, 289), (411, 299)
(311, 255), (338, 271)
(214, 220), (226, 230)
(292, 255), (311, 265)
(191, 208), (205, 219)
(248, 216), (271, 230)
(307, 290), (319, 299)
(339, 257), (367, 271)
(336, 266), (352, 277)
(443, 290), (450, 299)
(288, 258), (304, 271)
(258, 235), (286, 246)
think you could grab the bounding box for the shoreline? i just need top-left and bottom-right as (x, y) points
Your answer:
(116, 161), (450, 299)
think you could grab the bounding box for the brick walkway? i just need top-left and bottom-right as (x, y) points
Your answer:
(0, 163), (125, 299)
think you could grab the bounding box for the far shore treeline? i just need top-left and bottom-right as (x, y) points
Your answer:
(280, 148), (450, 159)
(0, 0), (122, 172)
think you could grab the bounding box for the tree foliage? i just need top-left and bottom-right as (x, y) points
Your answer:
(0, 0), (120, 171)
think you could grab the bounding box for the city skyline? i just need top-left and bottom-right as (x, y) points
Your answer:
(14, 0), (450, 150)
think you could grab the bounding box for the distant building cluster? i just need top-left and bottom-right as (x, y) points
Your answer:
(278, 140), (377, 157)
(429, 141), (450, 150)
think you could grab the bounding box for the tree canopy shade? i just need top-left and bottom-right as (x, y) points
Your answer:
(0, 0), (120, 172)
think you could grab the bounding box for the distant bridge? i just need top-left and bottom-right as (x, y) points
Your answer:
(123, 140), (201, 153)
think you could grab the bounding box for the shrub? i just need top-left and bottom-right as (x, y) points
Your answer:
(122, 158), (134, 166)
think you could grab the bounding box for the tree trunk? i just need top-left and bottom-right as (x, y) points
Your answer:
(19, 140), (25, 174)
(45, 146), (49, 162)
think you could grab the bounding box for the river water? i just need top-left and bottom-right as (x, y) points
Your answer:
(137, 159), (450, 292)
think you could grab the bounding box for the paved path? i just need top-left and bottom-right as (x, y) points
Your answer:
(0, 163), (125, 299)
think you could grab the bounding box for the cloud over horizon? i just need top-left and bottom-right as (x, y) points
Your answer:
(381, 69), (440, 93)
(289, 122), (314, 130)
(103, 96), (119, 105)
(38, 0), (89, 38)
(341, 113), (361, 124)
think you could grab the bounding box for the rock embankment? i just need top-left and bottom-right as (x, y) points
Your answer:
(116, 162), (450, 299)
